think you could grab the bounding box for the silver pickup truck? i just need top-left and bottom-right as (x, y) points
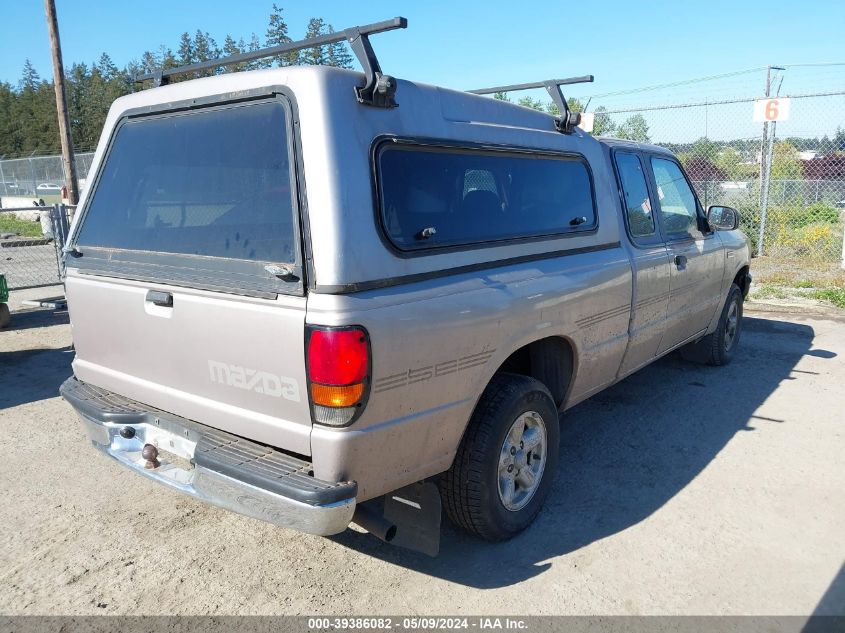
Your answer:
(60, 19), (750, 554)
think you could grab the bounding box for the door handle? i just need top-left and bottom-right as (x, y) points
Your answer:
(145, 290), (173, 307)
(674, 255), (687, 269)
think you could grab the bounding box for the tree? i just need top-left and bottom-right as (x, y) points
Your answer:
(834, 127), (845, 152)
(0, 9), (371, 156)
(301, 18), (329, 65)
(245, 33), (271, 70)
(222, 35), (247, 73)
(19, 59), (40, 91)
(177, 32), (194, 66)
(266, 4), (299, 66)
(617, 113), (650, 142)
(592, 106), (616, 136)
(158, 46), (177, 70)
(713, 147), (743, 180)
(771, 141), (802, 180)
(493, 92), (509, 102)
(140, 50), (160, 75)
(192, 30), (220, 76)
(96, 53), (118, 81)
(326, 26), (354, 69)
(517, 96), (544, 110)
(690, 136), (719, 158)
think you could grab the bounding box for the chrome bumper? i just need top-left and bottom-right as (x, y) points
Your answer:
(62, 378), (356, 536)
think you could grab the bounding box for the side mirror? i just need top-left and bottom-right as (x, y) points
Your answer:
(707, 205), (739, 231)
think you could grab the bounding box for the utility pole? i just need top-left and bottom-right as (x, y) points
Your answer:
(44, 0), (79, 205)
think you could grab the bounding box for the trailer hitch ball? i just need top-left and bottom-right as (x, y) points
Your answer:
(142, 444), (159, 470)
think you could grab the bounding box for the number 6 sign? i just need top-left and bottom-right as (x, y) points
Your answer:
(753, 98), (791, 122)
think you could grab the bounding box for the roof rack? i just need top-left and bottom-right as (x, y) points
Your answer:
(468, 75), (595, 134)
(134, 17), (408, 108)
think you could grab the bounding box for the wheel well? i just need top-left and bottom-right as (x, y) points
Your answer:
(497, 336), (574, 408)
(733, 265), (750, 299)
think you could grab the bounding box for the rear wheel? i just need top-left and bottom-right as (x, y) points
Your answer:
(681, 283), (743, 366)
(0, 304), (9, 328)
(440, 373), (559, 541)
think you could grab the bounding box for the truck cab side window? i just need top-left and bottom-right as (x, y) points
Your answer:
(651, 157), (700, 238)
(614, 152), (655, 238)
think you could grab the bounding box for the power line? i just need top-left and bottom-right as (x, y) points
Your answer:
(583, 67), (767, 100)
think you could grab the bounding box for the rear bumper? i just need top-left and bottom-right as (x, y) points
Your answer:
(60, 377), (356, 535)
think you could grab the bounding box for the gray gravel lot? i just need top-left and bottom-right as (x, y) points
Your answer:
(1, 287), (843, 615)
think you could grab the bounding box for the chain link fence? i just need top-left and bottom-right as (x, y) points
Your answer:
(0, 205), (73, 290)
(0, 152), (94, 199)
(594, 94), (845, 268)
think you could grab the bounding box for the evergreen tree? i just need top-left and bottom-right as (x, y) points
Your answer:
(302, 18), (329, 65)
(96, 53), (118, 81)
(326, 26), (353, 69)
(223, 34), (240, 57)
(177, 32), (194, 66)
(266, 4), (299, 66)
(0, 10), (379, 156)
(19, 59), (40, 91)
(140, 50), (160, 75)
(248, 33), (271, 69)
(158, 46), (178, 70)
(193, 30), (219, 62)
(834, 127), (845, 152)
(222, 35), (246, 73)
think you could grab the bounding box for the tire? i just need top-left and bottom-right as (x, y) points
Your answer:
(440, 373), (560, 541)
(680, 283), (743, 366)
(0, 304), (9, 329)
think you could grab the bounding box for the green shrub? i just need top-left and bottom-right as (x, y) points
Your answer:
(812, 287), (845, 309)
(788, 202), (840, 228)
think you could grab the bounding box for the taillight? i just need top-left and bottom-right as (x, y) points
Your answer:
(306, 326), (370, 426)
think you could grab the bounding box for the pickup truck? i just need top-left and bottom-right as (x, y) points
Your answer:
(59, 21), (750, 555)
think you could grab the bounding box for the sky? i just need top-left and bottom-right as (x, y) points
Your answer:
(2, 0), (844, 142)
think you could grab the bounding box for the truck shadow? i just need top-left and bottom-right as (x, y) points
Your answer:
(2, 305), (69, 332)
(0, 308), (73, 409)
(332, 316), (829, 588)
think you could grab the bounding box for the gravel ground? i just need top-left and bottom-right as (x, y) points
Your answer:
(1, 287), (843, 616)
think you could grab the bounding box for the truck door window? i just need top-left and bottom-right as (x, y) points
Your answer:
(651, 157), (699, 238)
(614, 153), (655, 238)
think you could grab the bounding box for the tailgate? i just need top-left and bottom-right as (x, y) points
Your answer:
(66, 272), (312, 455)
(64, 94), (312, 454)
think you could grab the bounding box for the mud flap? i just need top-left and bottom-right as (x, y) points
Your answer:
(384, 480), (441, 556)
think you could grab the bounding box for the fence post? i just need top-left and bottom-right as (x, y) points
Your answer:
(841, 221), (845, 271)
(757, 131), (775, 256)
(50, 203), (70, 280)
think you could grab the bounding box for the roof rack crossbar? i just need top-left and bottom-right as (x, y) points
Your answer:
(468, 75), (595, 134)
(134, 16), (407, 108)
